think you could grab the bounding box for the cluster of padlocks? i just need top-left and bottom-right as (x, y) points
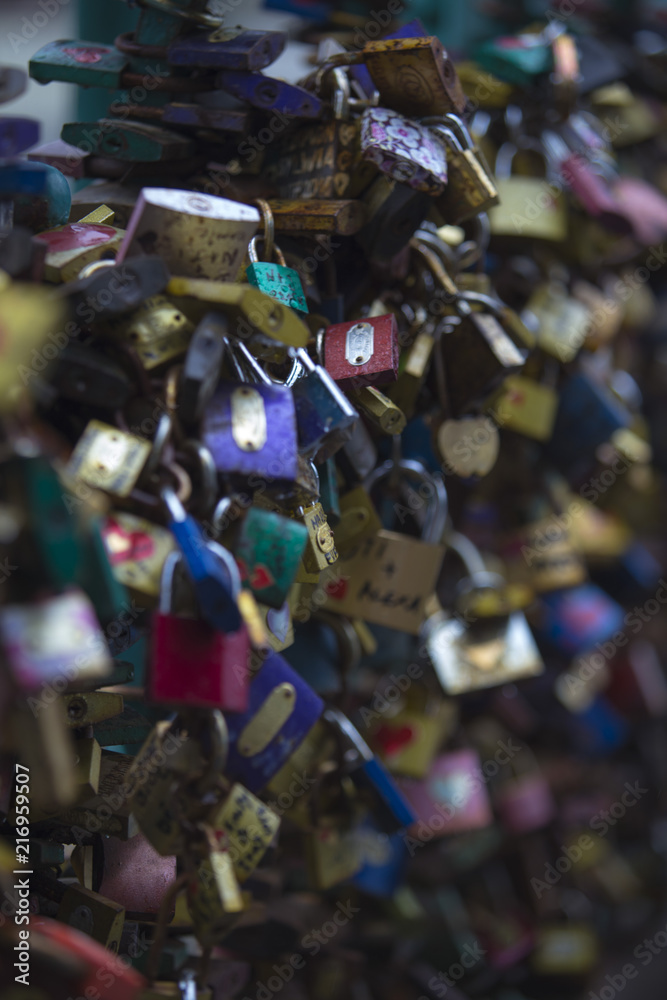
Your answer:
(1, 1), (667, 998)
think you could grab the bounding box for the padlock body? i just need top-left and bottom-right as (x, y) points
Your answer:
(149, 612), (248, 711)
(246, 260), (308, 312)
(360, 107), (448, 195)
(203, 380), (299, 480)
(324, 313), (399, 390)
(225, 652), (324, 792)
(235, 507), (308, 609)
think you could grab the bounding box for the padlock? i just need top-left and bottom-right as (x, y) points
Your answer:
(126, 713), (227, 856)
(224, 652), (324, 793)
(522, 280), (592, 362)
(39, 214), (125, 283)
(423, 263), (527, 417)
(515, 514), (588, 593)
(324, 313), (399, 391)
(288, 345), (358, 460)
(356, 173), (432, 261)
(62, 119), (195, 162)
(167, 26), (286, 70)
(488, 139), (568, 241)
(545, 372), (631, 474)
(47, 343), (134, 410)
(178, 312), (227, 425)
(102, 511), (176, 605)
(0, 160), (71, 233)
(58, 884), (125, 953)
(63, 255), (171, 321)
(30, 39), (128, 88)
(397, 750), (494, 840)
(357, 37), (466, 118)
(359, 106), (448, 195)
(427, 117), (499, 225)
(0, 116), (39, 157)
(266, 198), (369, 236)
(475, 30), (553, 87)
(161, 487), (243, 635)
(493, 747), (556, 835)
(535, 582), (625, 658)
(117, 189), (260, 282)
(148, 551), (248, 711)
(306, 824), (365, 889)
(66, 419), (152, 498)
(299, 500), (338, 572)
(542, 130), (633, 236)
(485, 372), (559, 442)
(369, 698), (458, 779)
(97, 834), (177, 920)
(167, 277), (310, 349)
(216, 70), (323, 118)
(325, 458), (447, 633)
(232, 506), (308, 609)
(422, 532), (543, 694)
(100, 294), (195, 371)
(0, 588), (112, 692)
(202, 344), (299, 482)
(246, 236), (308, 314)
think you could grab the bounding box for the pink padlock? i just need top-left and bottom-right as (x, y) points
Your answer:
(148, 551), (248, 711)
(397, 749), (493, 840)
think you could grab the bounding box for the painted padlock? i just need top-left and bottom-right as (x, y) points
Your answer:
(324, 313), (400, 391)
(233, 505), (308, 609)
(359, 106), (448, 195)
(246, 234), (308, 314)
(148, 551), (248, 712)
(202, 343), (299, 482)
(397, 749), (494, 840)
(289, 346), (358, 460)
(224, 652), (324, 793)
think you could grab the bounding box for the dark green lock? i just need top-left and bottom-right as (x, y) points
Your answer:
(233, 506), (308, 609)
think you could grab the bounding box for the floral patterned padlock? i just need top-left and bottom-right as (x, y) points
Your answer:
(359, 106), (448, 196)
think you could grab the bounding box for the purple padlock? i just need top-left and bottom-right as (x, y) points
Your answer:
(360, 107), (448, 196)
(202, 379), (299, 482)
(224, 652), (324, 793)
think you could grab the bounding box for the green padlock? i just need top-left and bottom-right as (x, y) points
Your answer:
(232, 506), (308, 609)
(246, 235), (308, 314)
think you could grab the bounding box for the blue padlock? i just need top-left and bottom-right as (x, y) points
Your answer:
(352, 817), (407, 898)
(0, 117), (40, 157)
(225, 652), (324, 793)
(535, 583), (625, 657)
(167, 28), (286, 71)
(0, 160), (71, 232)
(323, 707), (416, 831)
(216, 71), (323, 119)
(161, 488), (242, 635)
(546, 373), (631, 475)
(289, 347), (358, 461)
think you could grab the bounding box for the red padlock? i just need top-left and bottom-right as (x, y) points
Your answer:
(148, 551), (249, 711)
(324, 313), (400, 391)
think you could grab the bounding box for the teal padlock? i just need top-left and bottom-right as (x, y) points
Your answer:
(233, 506), (308, 610)
(246, 235), (308, 314)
